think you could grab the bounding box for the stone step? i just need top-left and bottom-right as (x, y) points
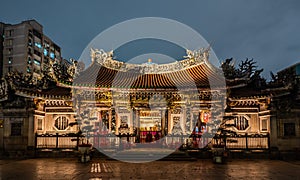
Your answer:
(35, 149), (78, 158)
(92, 148), (197, 162)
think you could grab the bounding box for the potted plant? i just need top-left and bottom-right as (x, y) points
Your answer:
(69, 111), (94, 163)
(209, 115), (236, 164)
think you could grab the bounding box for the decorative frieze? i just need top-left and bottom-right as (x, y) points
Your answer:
(90, 48), (210, 74)
(45, 100), (71, 107)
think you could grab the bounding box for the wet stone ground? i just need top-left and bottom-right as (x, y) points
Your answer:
(0, 158), (299, 180)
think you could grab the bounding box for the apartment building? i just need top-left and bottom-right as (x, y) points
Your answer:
(0, 20), (62, 80)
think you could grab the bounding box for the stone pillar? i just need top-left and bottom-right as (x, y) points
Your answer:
(186, 96), (193, 134)
(136, 109), (140, 130)
(116, 110), (120, 135)
(27, 109), (35, 147)
(108, 109), (112, 133)
(136, 109), (140, 139)
(190, 111), (194, 132)
(168, 109), (172, 134)
(161, 109), (166, 136)
(270, 115), (278, 148)
(133, 108), (138, 129)
(130, 109), (134, 134)
(181, 107), (186, 135)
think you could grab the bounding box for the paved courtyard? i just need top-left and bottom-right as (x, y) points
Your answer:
(0, 158), (299, 179)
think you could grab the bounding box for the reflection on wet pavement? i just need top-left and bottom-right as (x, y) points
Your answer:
(0, 158), (299, 179)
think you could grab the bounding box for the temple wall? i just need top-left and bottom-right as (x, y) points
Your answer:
(273, 110), (300, 151)
(40, 113), (77, 134)
(227, 108), (271, 135)
(34, 99), (77, 135)
(269, 115), (277, 148)
(1, 107), (33, 151)
(27, 112), (34, 147)
(277, 139), (300, 151)
(249, 114), (259, 133)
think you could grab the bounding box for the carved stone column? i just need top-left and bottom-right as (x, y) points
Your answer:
(190, 109), (194, 132)
(161, 109), (166, 136)
(168, 109), (172, 134)
(130, 109), (134, 134)
(135, 109), (140, 129)
(115, 109), (120, 135)
(181, 107), (186, 135)
(27, 108), (35, 147)
(108, 109), (112, 133)
(133, 109), (140, 137)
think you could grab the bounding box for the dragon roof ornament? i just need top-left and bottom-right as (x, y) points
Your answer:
(90, 47), (210, 74)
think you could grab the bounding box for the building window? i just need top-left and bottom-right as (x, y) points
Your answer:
(8, 57), (13, 64)
(8, 66), (12, 72)
(28, 30), (33, 38)
(27, 57), (32, 64)
(284, 123), (296, 136)
(28, 39), (32, 46)
(234, 115), (249, 131)
(7, 48), (13, 55)
(261, 119), (268, 131)
(34, 49), (41, 56)
(33, 29), (42, 39)
(44, 41), (49, 48)
(6, 30), (13, 37)
(43, 49), (48, 56)
(11, 122), (22, 136)
(37, 119), (43, 130)
(50, 52), (55, 59)
(33, 59), (41, 66)
(54, 116), (69, 130)
(6, 39), (13, 46)
(34, 42), (42, 49)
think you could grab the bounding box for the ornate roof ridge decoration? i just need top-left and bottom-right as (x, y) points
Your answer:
(44, 99), (72, 107)
(14, 88), (71, 100)
(228, 98), (260, 107)
(90, 47), (211, 74)
(228, 96), (270, 102)
(263, 85), (292, 92)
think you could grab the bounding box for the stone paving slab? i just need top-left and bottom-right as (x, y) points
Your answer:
(0, 158), (299, 179)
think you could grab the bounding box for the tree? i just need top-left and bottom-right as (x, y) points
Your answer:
(221, 58), (266, 88)
(221, 58), (237, 79)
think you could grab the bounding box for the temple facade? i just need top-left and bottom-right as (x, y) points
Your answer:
(0, 49), (274, 155)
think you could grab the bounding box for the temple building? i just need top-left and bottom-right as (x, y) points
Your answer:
(0, 48), (278, 157)
(70, 48), (227, 150)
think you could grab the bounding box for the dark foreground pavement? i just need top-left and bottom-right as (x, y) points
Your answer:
(0, 158), (299, 180)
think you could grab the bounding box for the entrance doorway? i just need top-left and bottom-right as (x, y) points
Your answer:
(139, 110), (162, 143)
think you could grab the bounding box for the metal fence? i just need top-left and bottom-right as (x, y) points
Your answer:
(35, 133), (270, 151)
(221, 133), (270, 150)
(35, 133), (78, 149)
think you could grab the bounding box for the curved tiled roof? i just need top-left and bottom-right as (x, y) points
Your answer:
(73, 59), (225, 90)
(15, 86), (72, 100)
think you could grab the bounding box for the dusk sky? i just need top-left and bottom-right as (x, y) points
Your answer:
(1, 0), (299, 79)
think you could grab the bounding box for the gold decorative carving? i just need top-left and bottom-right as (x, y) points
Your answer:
(91, 47), (210, 74)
